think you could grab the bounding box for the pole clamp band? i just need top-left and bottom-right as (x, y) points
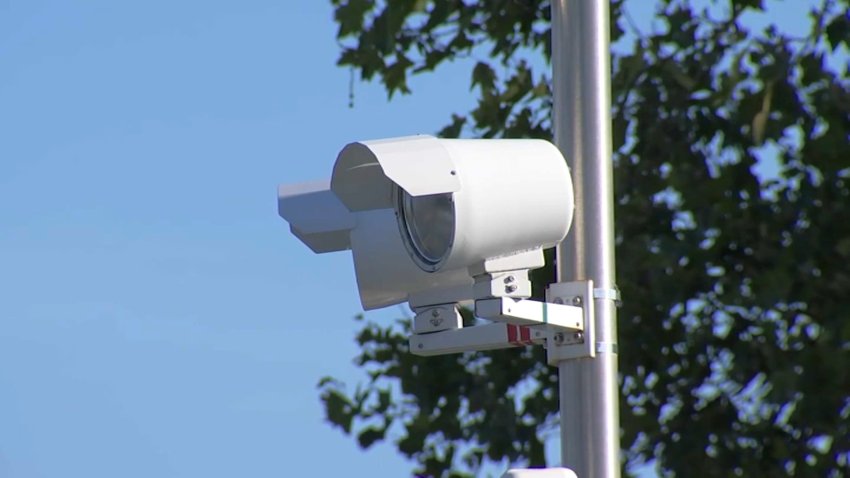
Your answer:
(592, 287), (622, 306)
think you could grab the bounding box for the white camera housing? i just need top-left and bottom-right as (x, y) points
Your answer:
(278, 135), (573, 312)
(332, 136), (573, 273)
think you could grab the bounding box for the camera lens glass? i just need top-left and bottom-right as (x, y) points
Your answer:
(399, 188), (454, 269)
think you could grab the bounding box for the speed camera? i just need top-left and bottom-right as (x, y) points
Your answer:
(279, 135), (585, 353)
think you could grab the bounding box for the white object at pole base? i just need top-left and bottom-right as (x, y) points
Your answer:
(502, 468), (578, 478)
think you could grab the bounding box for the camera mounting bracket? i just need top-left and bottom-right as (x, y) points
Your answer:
(411, 304), (463, 334)
(408, 281), (595, 361)
(545, 279), (596, 364)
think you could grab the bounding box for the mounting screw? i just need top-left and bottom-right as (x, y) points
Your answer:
(553, 332), (565, 344)
(431, 309), (440, 318)
(572, 296), (583, 306)
(430, 317), (443, 327)
(553, 297), (564, 305)
(574, 332), (583, 341)
(504, 275), (515, 284)
(505, 284), (518, 293)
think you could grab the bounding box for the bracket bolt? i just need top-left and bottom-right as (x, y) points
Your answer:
(504, 275), (515, 284)
(574, 332), (583, 341)
(572, 296), (583, 306)
(505, 284), (518, 293)
(431, 309), (440, 318)
(553, 297), (564, 305)
(553, 332), (565, 344)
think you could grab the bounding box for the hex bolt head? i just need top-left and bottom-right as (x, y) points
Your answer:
(574, 332), (583, 341)
(503, 275), (515, 284)
(505, 284), (518, 293)
(572, 296), (583, 306)
(431, 309), (440, 318)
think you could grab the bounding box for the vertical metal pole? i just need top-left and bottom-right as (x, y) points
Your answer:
(551, 1), (621, 478)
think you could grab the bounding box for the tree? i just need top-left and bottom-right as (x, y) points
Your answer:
(317, 1), (850, 476)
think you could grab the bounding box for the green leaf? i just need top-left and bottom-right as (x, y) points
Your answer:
(356, 426), (386, 449)
(826, 10), (850, 51)
(320, 388), (356, 434)
(471, 61), (496, 92)
(335, 0), (372, 38)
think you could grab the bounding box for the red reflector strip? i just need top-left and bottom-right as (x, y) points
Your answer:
(506, 325), (536, 347)
(519, 326), (535, 346)
(507, 324), (523, 347)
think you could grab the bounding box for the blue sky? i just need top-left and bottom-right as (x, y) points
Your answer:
(0, 1), (822, 477)
(0, 1), (479, 476)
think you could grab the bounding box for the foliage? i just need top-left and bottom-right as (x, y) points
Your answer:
(318, 0), (850, 476)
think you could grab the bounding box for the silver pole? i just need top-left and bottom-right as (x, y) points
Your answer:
(551, 1), (621, 478)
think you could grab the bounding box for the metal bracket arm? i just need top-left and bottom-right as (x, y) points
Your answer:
(475, 297), (583, 332)
(410, 322), (546, 356)
(408, 285), (594, 358)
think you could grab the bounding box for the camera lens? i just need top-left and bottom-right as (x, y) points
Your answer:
(398, 187), (455, 270)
